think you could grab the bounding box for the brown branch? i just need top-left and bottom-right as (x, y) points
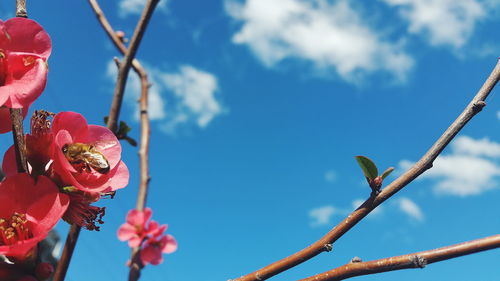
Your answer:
(8, 2), (29, 174)
(88, 1), (153, 280)
(233, 59), (500, 281)
(298, 234), (500, 281)
(16, 0), (27, 17)
(54, 2), (158, 281)
(104, 0), (159, 133)
(87, 0), (151, 211)
(9, 109), (28, 173)
(52, 225), (81, 281)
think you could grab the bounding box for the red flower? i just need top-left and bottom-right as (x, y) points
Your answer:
(0, 18), (51, 109)
(62, 192), (105, 231)
(51, 112), (129, 193)
(0, 174), (69, 260)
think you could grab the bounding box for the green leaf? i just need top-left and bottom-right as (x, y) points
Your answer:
(118, 121), (132, 134)
(103, 116), (109, 125)
(125, 136), (138, 147)
(381, 167), (395, 179)
(355, 156), (379, 180)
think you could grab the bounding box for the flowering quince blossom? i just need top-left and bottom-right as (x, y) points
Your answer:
(0, 174), (69, 260)
(51, 111), (129, 193)
(140, 233), (177, 266)
(118, 208), (162, 248)
(118, 208), (177, 266)
(0, 18), (51, 109)
(2, 111), (128, 230)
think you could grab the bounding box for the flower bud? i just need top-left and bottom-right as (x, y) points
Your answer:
(35, 262), (54, 280)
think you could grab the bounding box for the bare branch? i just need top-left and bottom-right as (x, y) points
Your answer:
(105, 0), (159, 133)
(8, 2), (29, 175)
(16, 0), (27, 18)
(88, 1), (156, 280)
(54, 2), (158, 280)
(9, 109), (28, 173)
(299, 234), (500, 281)
(233, 59), (500, 281)
(87, 0), (151, 211)
(52, 226), (81, 281)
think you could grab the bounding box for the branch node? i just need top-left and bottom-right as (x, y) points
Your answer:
(472, 101), (486, 113)
(113, 57), (121, 68)
(350, 256), (362, 263)
(323, 243), (333, 252)
(410, 255), (427, 268)
(425, 162), (433, 171)
(255, 272), (263, 281)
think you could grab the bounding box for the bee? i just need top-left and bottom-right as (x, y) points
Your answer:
(62, 143), (110, 174)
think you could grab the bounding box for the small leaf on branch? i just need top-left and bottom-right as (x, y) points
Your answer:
(124, 136), (138, 147)
(355, 156), (378, 180)
(103, 117), (137, 147)
(381, 167), (394, 179)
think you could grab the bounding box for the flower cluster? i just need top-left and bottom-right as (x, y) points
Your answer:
(118, 208), (177, 266)
(0, 17), (130, 281)
(3, 110), (130, 231)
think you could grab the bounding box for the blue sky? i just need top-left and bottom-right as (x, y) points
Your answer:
(1, 0), (500, 280)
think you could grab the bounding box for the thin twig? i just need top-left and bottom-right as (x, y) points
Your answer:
(88, 1), (154, 280)
(9, 109), (28, 173)
(16, 0), (27, 17)
(52, 226), (81, 281)
(87, 0), (151, 211)
(105, 0), (159, 133)
(233, 60), (500, 281)
(55, 2), (158, 281)
(298, 234), (500, 281)
(88, 0), (148, 78)
(9, 1), (29, 174)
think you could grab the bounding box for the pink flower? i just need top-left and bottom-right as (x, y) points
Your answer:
(118, 208), (176, 266)
(0, 18), (51, 109)
(140, 234), (177, 266)
(51, 111), (129, 193)
(117, 208), (163, 248)
(0, 174), (69, 260)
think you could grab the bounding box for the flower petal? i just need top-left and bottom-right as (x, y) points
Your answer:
(1, 53), (47, 109)
(161, 234), (178, 254)
(4, 18), (51, 58)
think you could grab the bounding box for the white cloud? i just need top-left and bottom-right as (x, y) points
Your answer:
(309, 205), (337, 227)
(398, 136), (500, 196)
(324, 170), (337, 183)
(382, 0), (485, 48)
(106, 62), (223, 134)
(452, 136), (500, 157)
(397, 197), (424, 221)
(225, 0), (413, 81)
(119, 0), (169, 17)
(160, 65), (223, 133)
